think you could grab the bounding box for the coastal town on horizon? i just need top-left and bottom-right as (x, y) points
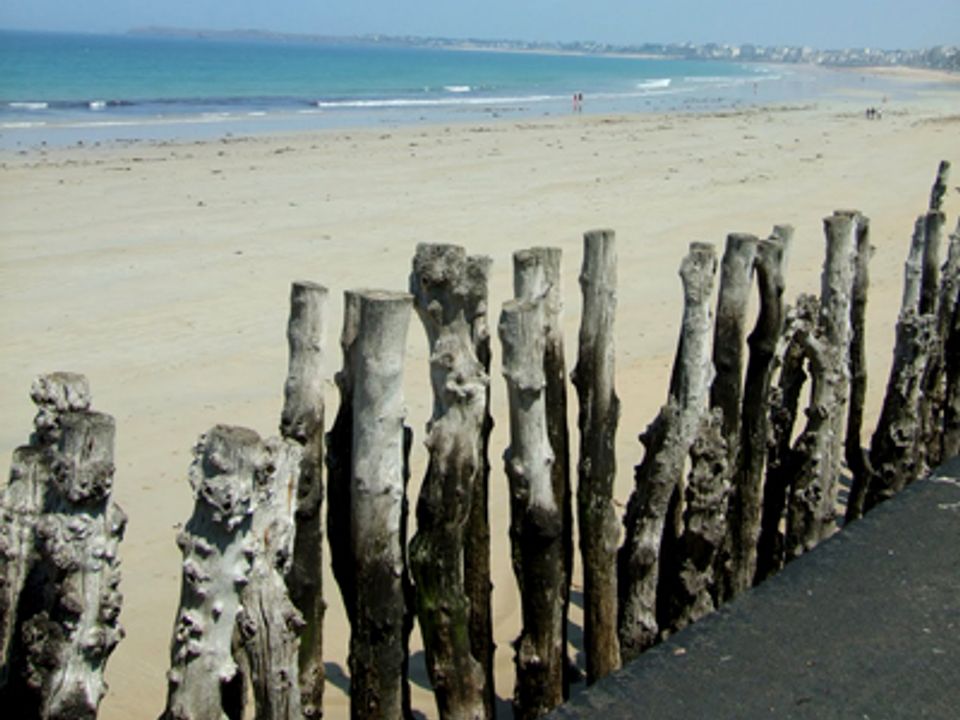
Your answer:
(123, 25), (960, 71)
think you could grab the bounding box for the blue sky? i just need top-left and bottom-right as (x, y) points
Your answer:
(1, 1), (957, 50)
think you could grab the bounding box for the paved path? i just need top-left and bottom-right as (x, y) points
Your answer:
(552, 457), (960, 719)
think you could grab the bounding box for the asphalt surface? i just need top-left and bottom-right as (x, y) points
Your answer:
(551, 457), (960, 719)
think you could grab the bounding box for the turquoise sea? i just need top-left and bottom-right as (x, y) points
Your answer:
(0, 30), (928, 147)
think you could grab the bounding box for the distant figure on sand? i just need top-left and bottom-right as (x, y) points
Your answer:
(573, 92), (583, 112)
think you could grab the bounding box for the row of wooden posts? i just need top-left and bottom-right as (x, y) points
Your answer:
(1, 162), (957, 720)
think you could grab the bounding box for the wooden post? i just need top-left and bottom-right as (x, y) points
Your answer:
(164, 425), (263, 720)
(941, 222), (960, 460)
(279, 281), (328, 718)
(0, 374), (125, 719)
(865, 312), (936, 509)
(755, 295), (818, 582)
(918, 210), (948, 469)
(786, 211), (857, 557)
(326, 291), (361, 628)
(665, 408), (728, 632)
(499, 296), (564, 720)
(709, 231), (758, 602)
(408, 244), (487, 720)
(463, 255), (496, 719)
(2, 373), (93, 693)
(710, 233), (758, 446)
(349, 291), (413, 720)
(571, 229), (621, 684)
(513, 246), (572, 696)
(239, 438), (306, 720)
(618, 243), (717, 661)
(727, 226), (790, 595)
(928, 159), (950, 212)
(844, 218), (875, 523)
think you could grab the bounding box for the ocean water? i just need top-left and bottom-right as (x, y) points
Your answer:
(0, 30), (914, 147)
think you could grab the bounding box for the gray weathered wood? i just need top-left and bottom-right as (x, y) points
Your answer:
(571, 229), (621, 684)
(865, 311), (936, 509)
(727, 226), (790, 595)
(618, 243), (717, 661)
(499, 295), (564, 720)
(941, 222), (960, 459)
(163, 425), (263, 720)
(279, 281), (328, 719)
(0, 374), (125, 720)
(664, 408), (729, 633)
(709, 231), (759, 602)
(462, 255), (496, 720)
(755, 295), (818, 582)
(349, 291), (413, 720)
(326, 291), (361, 627)
(844, 218), (875, 523)
(239, 438), (305, 720)
(928, 159), (950, 213)
(409, 244), (487, 720)
(710, 233), (758, 447)
(786, 211), (857, 557)
(513, 246), (572, 696)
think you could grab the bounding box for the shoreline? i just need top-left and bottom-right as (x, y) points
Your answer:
(2, 83), (959, 719)
(5, 56), (958, 152)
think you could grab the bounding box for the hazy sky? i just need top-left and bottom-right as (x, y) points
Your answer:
(1, 1), (957, 50)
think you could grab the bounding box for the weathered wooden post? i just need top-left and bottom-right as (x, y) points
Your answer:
(279, 281), (328, 718)
(499, 293), (564, 719)
(728, 226), (791, 595)
(710, 233), (758, 446)
(755, 295), (818, 581)
(709, 232), (758, 600)
(665, 408), (728, 631)
(863, 311), (936, 510)
(941, 222), (960, 460)
(786, 211), (857, 557)
(0, 374), (125, 719)
(327, 291), (361, 627)
(570, 229), (621, 683)
(349, 291), (413, 720)
(462, 255), (496, 719)
(239, 438), (306, 720)
(163, 425), (265, 720)
(844, 219), (875, 523)
(618, 243), (716, 661)
(513, 246), (572, 695)
(408, 244), (488, 720)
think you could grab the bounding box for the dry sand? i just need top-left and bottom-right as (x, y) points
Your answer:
(1, 71), (958, 718)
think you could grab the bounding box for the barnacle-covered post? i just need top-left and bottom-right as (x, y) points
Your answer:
(0, 373), (125, 720)
(162, 425), (262, 720)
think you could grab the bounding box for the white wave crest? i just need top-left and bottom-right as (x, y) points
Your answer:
(89, 100), (106, 110)
(637, 78), (671, 90)
(444, 85), (472, 93)
(9, 102), (49, 110)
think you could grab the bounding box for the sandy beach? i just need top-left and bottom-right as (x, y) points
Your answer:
(1, 69), (958, 717)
